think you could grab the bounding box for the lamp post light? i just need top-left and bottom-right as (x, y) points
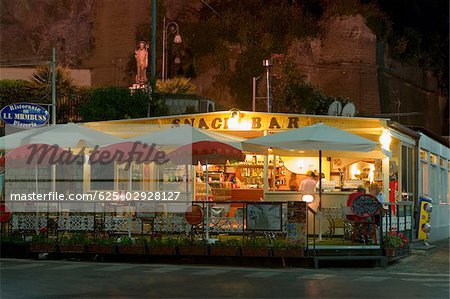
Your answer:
(263, 58), (273, 113)
(162, 17), (182, 81)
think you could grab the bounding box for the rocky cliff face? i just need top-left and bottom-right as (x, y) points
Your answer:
(288, 14), (380, 116)
(1, 0), (94, 66)
(1, 1), (445, 135)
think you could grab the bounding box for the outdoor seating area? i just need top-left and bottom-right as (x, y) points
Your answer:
(1, 110), (441, 266)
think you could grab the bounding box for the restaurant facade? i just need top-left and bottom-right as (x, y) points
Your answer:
(78, 110), (449, 242)
(3, 110), (449, 262)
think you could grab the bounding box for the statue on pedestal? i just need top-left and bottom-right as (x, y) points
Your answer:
(135, 41), (149, 84)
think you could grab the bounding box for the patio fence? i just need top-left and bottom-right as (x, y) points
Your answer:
(2, 200), (414, 256)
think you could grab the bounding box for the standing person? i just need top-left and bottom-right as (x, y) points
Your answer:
(288, 172), (299, 191)
(135, 41), (149, 84)
(369, 183), (387, 225)
(369, 183), (385, 203)
(299, 171), (317, 193)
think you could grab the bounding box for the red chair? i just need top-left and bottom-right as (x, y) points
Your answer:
(346, 193), (380, 244)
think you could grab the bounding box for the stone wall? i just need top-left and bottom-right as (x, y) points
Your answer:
(82, 0), (151, 87)
(0, 0), (94, 67)
(288, 15), (381, 116)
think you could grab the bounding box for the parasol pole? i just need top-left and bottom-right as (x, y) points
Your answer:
(35, 164), (39, 231)
(127, 165), (132, 239)
(205, 158), (210, 240)
(319, 150), (322, 210)
(318, 150), (322, 241)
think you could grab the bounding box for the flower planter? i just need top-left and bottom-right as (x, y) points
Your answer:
(59, 244), (86, 253)
(384, 247), (396, 257)
(272, 248), (304, 258)
(240, 247), (271, 257)
(87, 244), (115, 254)
(119, 245), (146, 255)
(147, 246), (175, 256)
(177, 246), (208, 256)
(30, 243), (55, 253)
(210, 246), (239, 257)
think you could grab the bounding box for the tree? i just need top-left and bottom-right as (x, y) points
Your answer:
(156, 77), (196, 94)
(27, 64), (78, 102)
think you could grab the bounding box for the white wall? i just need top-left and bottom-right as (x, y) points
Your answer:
(418, 133), (450, 242)
(0, 67), (91, 87)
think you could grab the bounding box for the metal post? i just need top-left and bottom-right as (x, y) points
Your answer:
(51, 48), (56, 125)
(252, 77), (256, 112)
(263, 59), (273, 113)
(148, 0), (156, 118)
(151, 0), (156, 85)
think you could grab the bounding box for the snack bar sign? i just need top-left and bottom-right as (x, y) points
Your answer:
(1, 103), (50, 128)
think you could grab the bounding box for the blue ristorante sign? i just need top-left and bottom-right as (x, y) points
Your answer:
(0, 102), (50, 128)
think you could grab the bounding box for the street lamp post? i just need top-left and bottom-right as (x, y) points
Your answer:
(162, 17), (182, 81)
(263, 59), (273, 113)
(252, 76), (265, 112)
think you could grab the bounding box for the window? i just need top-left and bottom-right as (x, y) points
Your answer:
(421, 161), (428, 195)
(117, 162), (142, 191)
(401, 145), (414, 197)
(420, 150), (428, 161)
(430, 153), (437, 165)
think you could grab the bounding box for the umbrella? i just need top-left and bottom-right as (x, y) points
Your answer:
(130, 125), (245, 243)
(90, 141), (161, 163)
(1, 122), (123, 150)
(128, 124), (244, 150)
(1, 123), (123, 210)
(168, 140), (245, 242)
(243, 123), (380, 207)
(90, 141), (163, 238)
(5, 144), (74, 227)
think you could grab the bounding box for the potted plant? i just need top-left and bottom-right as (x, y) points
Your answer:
(147, 237), (176, 255)
(117, 236), (146, 255)
(177, 238), (208, 256)
(383, 230), (409, 257)
(271, 239), (304, 258)
(210, 238), (240, 256)
(58, 232), (88, 253)
(30, 229), (56, 253)
(87, 236), (116, 254)
(240, 238), (271, 257)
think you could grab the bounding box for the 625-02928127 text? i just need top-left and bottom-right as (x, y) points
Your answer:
(9, 191), (181, 202)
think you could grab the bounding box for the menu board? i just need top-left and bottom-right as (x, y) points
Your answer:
(287, 201), (307, 245)
(351, 194), (379, 216)
(246, 203), (282, 231)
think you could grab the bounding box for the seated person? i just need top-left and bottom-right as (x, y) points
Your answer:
(369, 183), (387, 225)
(346, 186), (367, 222)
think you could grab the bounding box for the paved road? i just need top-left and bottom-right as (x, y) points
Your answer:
(1, 257), (448, 299)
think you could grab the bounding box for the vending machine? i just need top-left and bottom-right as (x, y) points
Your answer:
(416, 196), (432, 241)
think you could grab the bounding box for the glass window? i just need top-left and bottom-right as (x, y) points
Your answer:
(117, 162), (142, 191)
(421, 162), (428, 195)
(420, 150), (427, 161)
(430, 153), (437, 165)
(401, 145), (414, 196)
